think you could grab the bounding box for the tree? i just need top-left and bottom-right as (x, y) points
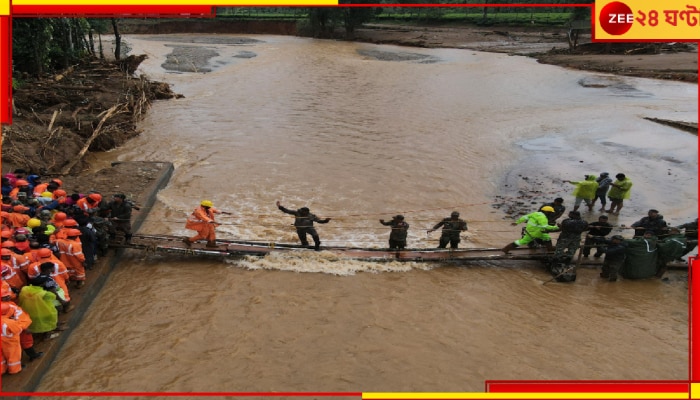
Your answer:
(111, 18), (122, 60)
(339, 4), (375, 38)
(12, 19), (53, 76)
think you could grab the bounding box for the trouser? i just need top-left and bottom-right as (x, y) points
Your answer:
(593, 193), (607, 207)
(438, 235), (460, 249)
(2, 336), (22, 374)
(601, 259), (624, 281)
(296, 227), (320, 248)
(68, 261), (86, 282)
(582, 236), (606, 257)
(389, 239), (406, 249)
(189, 224), (216, 242)
(555, 236), (582, 258)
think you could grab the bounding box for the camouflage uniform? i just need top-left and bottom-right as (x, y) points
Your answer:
(432, 217), (467, 249)
(554, 217), (589, 258)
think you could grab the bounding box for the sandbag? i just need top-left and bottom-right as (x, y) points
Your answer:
(17, 285), (58, 333)
(621, 238), (658, 279)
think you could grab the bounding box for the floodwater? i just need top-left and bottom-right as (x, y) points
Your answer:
(37, 35), (695, 394)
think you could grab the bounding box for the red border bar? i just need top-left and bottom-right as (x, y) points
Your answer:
(1, 16), (10, 124)
(12, 5), (214, 17)
(485, 381), (689, 393)
(692, 256), (699, 381)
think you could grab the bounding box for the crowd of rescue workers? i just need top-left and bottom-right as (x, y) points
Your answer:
(0, 169), (697, 376)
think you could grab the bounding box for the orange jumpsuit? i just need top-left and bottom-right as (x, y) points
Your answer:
(5, 302), (34, 350)
(56, 238), (86, 282)
(5, 253), (29, 287)
(185, 206), (219, 242)
(75, 197), (100, 216)
(6, 213), (29, 229)
(27, 260), (70, 302)
(1, 311), (24, 374)
(2, 263), (25, 293)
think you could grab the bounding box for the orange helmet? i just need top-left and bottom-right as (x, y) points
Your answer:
(15, 179), (29, 187)
(63, 219), (78, 227)
(38, 248), (52, 258)
(53, 212), (67, 222)
(0, 249), (11, 256)
(51, 179), (63, 187)
(66, 229), (82, 237)
(1, 230), (11, 239)
(53, 189), (67, 198)
(88, 193), (102, 203)
(1, 241), (14, 248)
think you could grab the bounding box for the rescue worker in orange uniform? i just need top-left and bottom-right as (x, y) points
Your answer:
(183, 200), (220, 248)
(8, 179), (30, 201)
(1, 302), (25, 374)
(27, 249), (71, 307)
(1, 249), (27, 291)
(56, 229), (86, 288)
(1, 297), (42, 363)
(76, 193), (102, 216)
(7, 206), (30, 229)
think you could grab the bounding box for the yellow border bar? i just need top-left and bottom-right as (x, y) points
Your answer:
(363, 393), (689, 400)
(13, 0), (338, 4)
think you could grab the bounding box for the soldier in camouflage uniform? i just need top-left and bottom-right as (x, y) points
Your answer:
(554, 211), (589, 258)
(427, 211), (468, 249)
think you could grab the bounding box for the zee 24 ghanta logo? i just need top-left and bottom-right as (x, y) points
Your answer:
(599, 0), (700, 36)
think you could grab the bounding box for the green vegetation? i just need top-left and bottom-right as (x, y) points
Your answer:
(12, 18), (122, 77)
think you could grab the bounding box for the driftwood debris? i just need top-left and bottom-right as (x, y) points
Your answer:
(60, 103), (126, 175)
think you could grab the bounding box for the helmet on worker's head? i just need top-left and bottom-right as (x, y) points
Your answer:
(38, 248), (52, 258)
(0, 249), (11, 257)
(53, 212), (67, 222)
(67, 229), (82, 237)
(51, 178), (63, 187)
(53, 189), (67, 198)
(541, 206), (555, 213)
(63, 219), (78, 227)
(15, 179), (28, 187)
(200, 200), (213, 208)
(1, 241), (14, 248)
(26, 218), (42, 229)
(88, 193), (102, 203)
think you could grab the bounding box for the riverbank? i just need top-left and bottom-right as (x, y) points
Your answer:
(0, 161), (174, 393)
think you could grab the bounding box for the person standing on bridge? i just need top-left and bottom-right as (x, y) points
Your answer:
(427, 211), (468, 249)
(276, 201), (331, 251)
(502, 207), (558, 254)
(101, 193), (134, 244)
(379, 215), (409, 249)
(183, 200), (220, 248)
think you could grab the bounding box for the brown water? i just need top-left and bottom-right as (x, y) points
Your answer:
(37, 35), (695, 394)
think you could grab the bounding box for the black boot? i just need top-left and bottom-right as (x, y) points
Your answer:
(25, 347), (44, 362)
(125, 234), (133, 244)
(502, 242), (518, 254)
(314, 242), (321, 251)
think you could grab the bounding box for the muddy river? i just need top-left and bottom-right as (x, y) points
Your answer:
(37, 34), (695, 394)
